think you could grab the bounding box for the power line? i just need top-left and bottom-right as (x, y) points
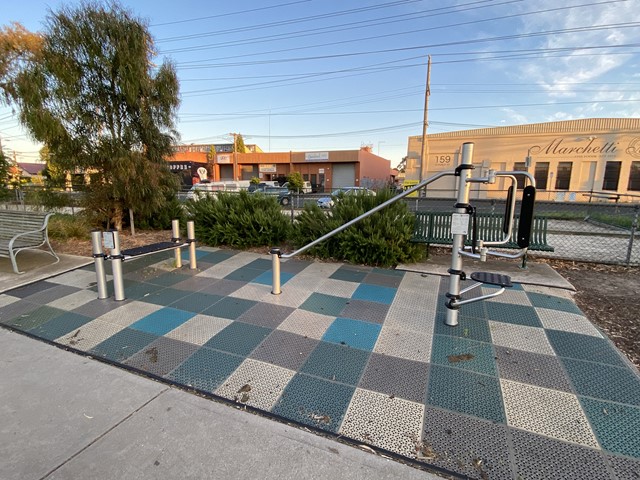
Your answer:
(151, 0), (314, 27)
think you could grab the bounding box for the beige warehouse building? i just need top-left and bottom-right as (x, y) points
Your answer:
(406, 118), (640, 202)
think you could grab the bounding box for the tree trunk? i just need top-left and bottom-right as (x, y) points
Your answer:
(129, 208), (136, 237)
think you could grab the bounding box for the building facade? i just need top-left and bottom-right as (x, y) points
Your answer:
(405, 118), (640, 201)
(169, 145), (392, 193)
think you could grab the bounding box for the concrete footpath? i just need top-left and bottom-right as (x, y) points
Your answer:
(0, 327), (439, 480)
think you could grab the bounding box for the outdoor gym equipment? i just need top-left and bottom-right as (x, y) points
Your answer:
(269, 141), (536, 328)
(91, 219), (197, 301)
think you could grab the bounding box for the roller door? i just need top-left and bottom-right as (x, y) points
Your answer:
(332, 163), (356, 188)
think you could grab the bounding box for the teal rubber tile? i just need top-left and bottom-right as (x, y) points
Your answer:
(547, 329), (628, 368)
(251, 270), (294, 286)
(72, 298), (124, 318)
(90, 328), (158, 362)
(198, 250), (237, 264)
(434, 315), (492, 343)
(329, 266), (368, 283)
(129, 307), (194, 336)
(580, 397), (640, 458)
(431, 334), (497, 376)
(167, 346), (243, 392)
(321, 317), (382, 351)
(299, 292), (350, 317)
(494, 346), (573, 392)
(3, 305), (65, 331)
(527, 291), (583, 315)
(180, 249), (209, 261)
(169, 292), (223, 314)
(201, 297), (257, 319)
(28, 311), (93, 341)
(427, 364), (505, 423)
(485, 302), (542, 327)
(142, 287), (192, 307)
(125, 337), (200, 378)
(224, 267), (264, 282)
(203, 321), (271, 356)
(562, 357), (640, 406)
(271, 373), (355, 433)
(351, 284), (397, 305)
(301, 342), (370, 385)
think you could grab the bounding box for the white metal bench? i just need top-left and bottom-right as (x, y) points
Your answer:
(0, 210), (59, 274)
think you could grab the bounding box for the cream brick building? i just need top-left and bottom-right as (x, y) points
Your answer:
(406, 118), (640, 201)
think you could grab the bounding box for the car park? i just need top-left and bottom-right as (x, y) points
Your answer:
(281, 181), (312, 193)
(316, 186), (376, 208)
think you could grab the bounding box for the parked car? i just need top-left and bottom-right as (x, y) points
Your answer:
(316, 187), (376, 209)
(281, 181), (312, 193)
(250, 186), (292, 206)
(248, 181), (279, 192)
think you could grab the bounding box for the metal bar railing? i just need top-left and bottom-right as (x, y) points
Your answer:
(270, 170), (456, 294)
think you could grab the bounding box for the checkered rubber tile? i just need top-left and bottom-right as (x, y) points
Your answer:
(2, 247), (639, 480)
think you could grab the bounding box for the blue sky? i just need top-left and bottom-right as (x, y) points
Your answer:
(1, 0), (638, 168)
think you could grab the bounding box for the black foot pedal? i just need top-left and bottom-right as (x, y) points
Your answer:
(470, 272), (512, 288)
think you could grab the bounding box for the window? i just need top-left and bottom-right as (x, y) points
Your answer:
(628, 162), (640, 191)
(534, 162), (549, 190)
(555, 162), (573, 190)
(513, 162), (526, 189)
(603, 161), (622, 191)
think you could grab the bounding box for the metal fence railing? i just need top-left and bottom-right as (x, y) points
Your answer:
(407, 192), (640, 266)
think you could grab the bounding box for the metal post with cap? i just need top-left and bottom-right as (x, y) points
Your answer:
(90, 229), (108, 299)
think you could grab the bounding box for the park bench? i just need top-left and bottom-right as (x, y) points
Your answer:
(411, 211), (554, 265)
(0, 210), (59, 274)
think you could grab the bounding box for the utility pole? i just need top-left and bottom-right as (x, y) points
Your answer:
(418, 55), (431, 191)
(230, 132), (238, 181)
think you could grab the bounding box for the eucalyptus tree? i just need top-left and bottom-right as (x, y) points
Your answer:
(14, 2), (180, 231)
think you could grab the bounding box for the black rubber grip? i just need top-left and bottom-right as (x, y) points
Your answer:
(517, 186), (536, 248)
(503, 186), (514, 235)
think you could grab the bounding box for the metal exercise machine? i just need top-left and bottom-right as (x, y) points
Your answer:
(91, 219), (197, 301)
(443, 142), (536, 326)
(269, 141), (536, 328)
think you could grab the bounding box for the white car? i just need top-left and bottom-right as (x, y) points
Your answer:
(316, 187), (376, 209)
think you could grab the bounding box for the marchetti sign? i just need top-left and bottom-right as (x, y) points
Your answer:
(305, 152), (329, 162)
(527, 137), (619, 158)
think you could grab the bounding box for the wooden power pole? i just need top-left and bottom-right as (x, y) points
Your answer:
(418, 56), (431, 187)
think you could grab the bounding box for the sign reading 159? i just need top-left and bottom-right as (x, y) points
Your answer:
(433, 155), (452, 165)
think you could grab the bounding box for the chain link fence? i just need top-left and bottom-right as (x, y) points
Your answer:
(406, 190), (640, 266)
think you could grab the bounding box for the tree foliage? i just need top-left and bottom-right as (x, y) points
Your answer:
(13, 2), (180, 230)
(234, 133), (247, 153)
(286, 171), (304, 192)
(0, 22), (43, 105)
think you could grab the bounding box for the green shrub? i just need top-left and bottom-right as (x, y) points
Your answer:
(292, 189), (423, 267)
(184, 191), (291, 248)
(134, 196), (186, 230)
(48, 213), (93, 240)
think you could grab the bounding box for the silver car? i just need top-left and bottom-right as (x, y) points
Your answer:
(316, 187), (376, 208)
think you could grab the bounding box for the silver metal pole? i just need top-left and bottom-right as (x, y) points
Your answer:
(90, 229), (108, 299)
(110, 230), (126, 301)
(271, 248), (281, 295)
(187, 220), (197, 269)
(445, 142), (475, 327)
(172, 219), (182, 268)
